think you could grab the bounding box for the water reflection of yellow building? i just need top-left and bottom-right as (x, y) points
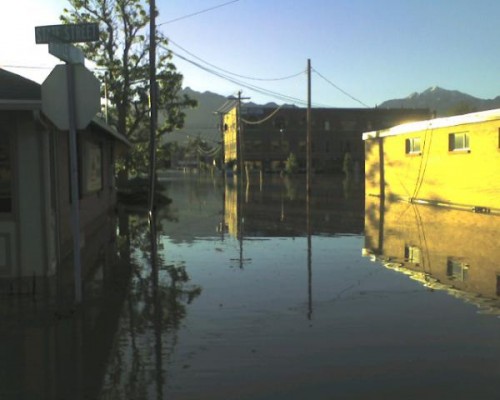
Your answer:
(224, 179), (240, 237)
(363, 109), (500, 213)
(364, 196), (500, 313)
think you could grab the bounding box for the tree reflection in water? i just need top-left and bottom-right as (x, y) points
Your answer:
(100, 206), (202, 400)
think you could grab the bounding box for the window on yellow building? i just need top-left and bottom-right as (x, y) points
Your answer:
(404, 245), (421, 265)
(0, 131), (11, 213)
(449, 132), (470, 151)
(405, 137), (421, 154)
(447, 258), (469, 281)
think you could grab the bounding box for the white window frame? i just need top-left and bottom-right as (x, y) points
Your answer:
(405, 137), (421, 155)
(449, 132), (470, 152)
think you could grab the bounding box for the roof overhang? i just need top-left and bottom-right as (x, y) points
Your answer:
(363, 108), (500, 140)
(89, 117), (132, 147)
(0, 99), (41, 110)
(0, 99), (130, 147)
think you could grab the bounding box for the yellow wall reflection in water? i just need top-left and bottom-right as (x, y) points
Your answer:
(364, 196), (500, 313)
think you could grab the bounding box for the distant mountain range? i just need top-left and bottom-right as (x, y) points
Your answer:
(379, 86), (500, 116)
(164, 86), (500, 144)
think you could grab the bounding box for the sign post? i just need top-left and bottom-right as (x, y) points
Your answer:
(36, 23), (100, 305)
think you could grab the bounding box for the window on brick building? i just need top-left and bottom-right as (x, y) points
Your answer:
(0, 131), (12, 213)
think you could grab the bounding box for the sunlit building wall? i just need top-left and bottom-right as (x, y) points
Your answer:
(223, 107), (238, 165)
(364, 109), (500, 212)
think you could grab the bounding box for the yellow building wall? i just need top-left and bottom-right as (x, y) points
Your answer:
(223, 107), (238, 164)
(365, 118), (500, 211)
(364, 197), (500, 307)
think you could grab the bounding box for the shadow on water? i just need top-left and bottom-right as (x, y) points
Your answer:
(0, 212), (130, 400)
(0, 196), (201, 400)
(4, 170), (500, 399)
(98, 205), (202, 400)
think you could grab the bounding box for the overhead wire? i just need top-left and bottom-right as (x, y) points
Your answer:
(165, 45), (332, 107)
(241, 104), (285, 125)
(159, 0), (241, 25)
(168, 38), (305, 82)
(167, 47), (305, 105)
(197, 144), (221, 156)
(313, 67), (371, 108)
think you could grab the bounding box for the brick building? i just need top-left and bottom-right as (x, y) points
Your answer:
(221, 105), (430, 173)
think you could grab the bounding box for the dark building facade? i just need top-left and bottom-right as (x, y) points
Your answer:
(222, 106), (430, 173)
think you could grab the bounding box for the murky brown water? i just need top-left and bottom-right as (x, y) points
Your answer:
(2, 172), (500, 399)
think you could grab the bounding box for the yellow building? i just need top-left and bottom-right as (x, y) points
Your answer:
(223, 106), (238, 165)
(363, 109), (500, 213)
(363, 197), (500, 314)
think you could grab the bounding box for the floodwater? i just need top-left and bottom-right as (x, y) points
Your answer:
(2, 171), (500, 400)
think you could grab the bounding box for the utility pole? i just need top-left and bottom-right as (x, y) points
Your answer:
(235, 91), (250, 181)
(148, 0), (158, 215)
(306, 59), (312, 198)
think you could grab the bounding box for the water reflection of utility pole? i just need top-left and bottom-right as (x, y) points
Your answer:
(230, 182), (251, 268)
(307, 187), (313, 321)
(237, 215), (251, 268)
(220, 181), (226, 242)
(306, 58), (313, 320)
(149, 211), (163, 400)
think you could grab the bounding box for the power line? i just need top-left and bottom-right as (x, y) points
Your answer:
(159, 0), (241, 25)
(313, 68), (371, 108)
(168, 38), (305, 82)
(168, 48), (307, 105)
(165, 46), (331, 107)
(241, 104), (285, 125)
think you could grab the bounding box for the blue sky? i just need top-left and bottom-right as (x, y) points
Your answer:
(1, 0), (499, 107)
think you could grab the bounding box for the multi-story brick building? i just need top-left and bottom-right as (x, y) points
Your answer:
(220, 105), (430, 174)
